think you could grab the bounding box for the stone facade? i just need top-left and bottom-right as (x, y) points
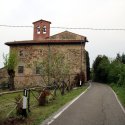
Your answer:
(9, 43), (86, 88)
(5, 19), (89, 88)
(0, 68), (9, 86)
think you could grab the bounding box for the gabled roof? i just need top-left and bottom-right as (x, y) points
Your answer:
(32, 19), (51, 24)
(48, 31), (86, 40)
(5, 31), (88, 46)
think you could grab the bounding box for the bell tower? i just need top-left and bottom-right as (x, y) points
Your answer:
(33, 19), (51, 40)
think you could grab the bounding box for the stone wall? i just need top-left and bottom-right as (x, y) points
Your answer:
(0, 68), (9, 85)
(10, 44), (87, 88)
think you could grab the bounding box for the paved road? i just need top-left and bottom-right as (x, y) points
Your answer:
(44, 83), (125, 125)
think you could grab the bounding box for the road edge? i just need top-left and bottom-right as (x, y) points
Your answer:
(41, 82), (92, 125)
(110, 87), (125, 115)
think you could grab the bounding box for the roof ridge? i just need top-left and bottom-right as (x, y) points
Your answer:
(48, 30), (86, 40)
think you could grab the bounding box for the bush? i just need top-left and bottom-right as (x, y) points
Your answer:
(38, 89), (51, 106)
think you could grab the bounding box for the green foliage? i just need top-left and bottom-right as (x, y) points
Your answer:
(3, 52), (17, 90)
(121, 53), (125, 64)
(107, 60), (121, 83)
(3, 52), (17, 71)
(36, 52), (70, 84)
(86, 51), (90, 81)
(115, 53), (125, 64)
(92, 55), (110, 83)
(108, 57), (125, 86)
(0, 86), (87, 125)
(111, 84), (125, 107)
(92, 53), (125, 86)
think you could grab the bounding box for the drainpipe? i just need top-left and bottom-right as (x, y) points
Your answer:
(48, 44), (51, 85)
(80, 40), (83, 86)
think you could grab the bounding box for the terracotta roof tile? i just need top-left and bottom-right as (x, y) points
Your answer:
(5, 40), (87, 46)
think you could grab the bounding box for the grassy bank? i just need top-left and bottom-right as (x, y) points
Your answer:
(111, 84), (125, 107)
(0, 86), (88, 125)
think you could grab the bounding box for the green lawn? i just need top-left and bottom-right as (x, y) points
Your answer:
(0, 86), (88, 125)
(111, 84), (125, 107)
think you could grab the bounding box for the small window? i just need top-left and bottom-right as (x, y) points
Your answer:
(42, 26), (46, 34)
(36, 66), (40, 74)
(18, 66), (24, 73)
(19, 50), (24, 57)
(36, 26), (40, 34)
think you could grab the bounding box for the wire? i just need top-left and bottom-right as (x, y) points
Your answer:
(51, 27), (125, 31)
(0, 25), (33, 28)
(0, 24), (125, 31)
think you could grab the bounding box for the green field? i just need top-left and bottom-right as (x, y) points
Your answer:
(0, 86), (88, 125)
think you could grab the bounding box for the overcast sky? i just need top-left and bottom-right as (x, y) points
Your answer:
(0, 0), (125, 68)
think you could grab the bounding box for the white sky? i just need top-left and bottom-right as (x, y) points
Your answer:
(0, 0), (125, 68)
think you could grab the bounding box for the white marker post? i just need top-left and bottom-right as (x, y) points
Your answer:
(80, 80), (82, 86)
(22, 89), (27, 117)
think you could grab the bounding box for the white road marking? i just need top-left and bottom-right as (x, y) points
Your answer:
(47, 83), (92, 125)
(110, 87), (125, 115)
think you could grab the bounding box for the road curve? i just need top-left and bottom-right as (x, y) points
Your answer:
(44, 83), (125, 125)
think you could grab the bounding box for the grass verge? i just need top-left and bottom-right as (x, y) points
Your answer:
(110, 84), (125, 107)
(0, 85), (88, 125)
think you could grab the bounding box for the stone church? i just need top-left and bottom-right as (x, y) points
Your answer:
(5, 19), (89, 88)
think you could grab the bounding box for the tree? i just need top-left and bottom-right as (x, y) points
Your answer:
(97, 56), (110, 83)
(36, 52), (70, 85)
(92, 55), (110, 83)
(36, 52), (70, 96)
(115, 53), (125, 64)
(3, 52), (17, 90)
(121, 53), (125, 64)
(107, 60), (121, 84)
(116, 53), (122, 62)
(92, 55), (103, 82)
(86, 51), (90, 81)
(92, 53), (125, 86)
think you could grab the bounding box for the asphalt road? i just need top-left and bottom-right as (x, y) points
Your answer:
(44, 83), (125, 125)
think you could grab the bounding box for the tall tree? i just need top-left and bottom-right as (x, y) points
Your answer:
(92, 55), (103, 82)
(121, 53), (125, 64)
(86, 51), (90, 81)
(92, 55), (110, 83)
(115, 53), (123, 63)
(3, 52), (17, 90)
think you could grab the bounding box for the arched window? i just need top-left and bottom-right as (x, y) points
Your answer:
(19, 50), (23, 56)
(43, 25), (46, 34)
(36, 26), (40, 34)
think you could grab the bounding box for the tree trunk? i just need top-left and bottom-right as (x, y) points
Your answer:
(8, 70), (15, 90)
(61, 81), (65, 95)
